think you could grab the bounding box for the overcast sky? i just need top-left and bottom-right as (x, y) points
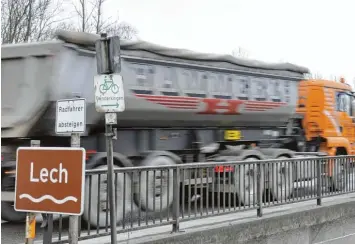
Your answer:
(103, 0), (354, 84)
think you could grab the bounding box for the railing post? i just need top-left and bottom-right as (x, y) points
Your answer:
(172, 166), (180, 232)
(317, 158), (322, 206)
(257, 162), (263, 217)
(42, 214), (53, 244)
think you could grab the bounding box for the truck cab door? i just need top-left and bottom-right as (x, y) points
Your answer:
(351, 97), (355, 137)
(335, 91), (355, 146)
(352, 98), (355, 121)
(346, 95), (355, 149)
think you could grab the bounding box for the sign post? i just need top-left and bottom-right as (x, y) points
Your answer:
(24, 140), (40, 244)
(94, 33), (123, 244)
(55, 97), (86, 244)
(69, 133), (81, 244)
(42, 213), (53, 244)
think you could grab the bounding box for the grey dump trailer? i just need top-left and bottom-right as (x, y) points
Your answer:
(1, 30), (313, 226)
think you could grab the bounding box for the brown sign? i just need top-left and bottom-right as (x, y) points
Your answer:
(14, 147), (85, 215)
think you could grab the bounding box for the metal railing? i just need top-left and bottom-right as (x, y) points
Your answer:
(47, 155), (355, 243)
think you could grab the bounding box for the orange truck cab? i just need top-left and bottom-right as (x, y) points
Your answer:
(297, 78), (355, 157)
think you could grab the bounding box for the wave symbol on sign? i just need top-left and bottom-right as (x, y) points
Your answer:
(19, 194), (78, 204)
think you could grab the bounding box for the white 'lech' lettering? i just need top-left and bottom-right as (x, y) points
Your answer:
(30, 162), (68, 184)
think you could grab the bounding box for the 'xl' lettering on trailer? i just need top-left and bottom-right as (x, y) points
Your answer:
(198, 98), (244, 115)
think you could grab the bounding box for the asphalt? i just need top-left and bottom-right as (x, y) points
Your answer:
(1, 220), (34, 244)
(1, 214), (65, 244)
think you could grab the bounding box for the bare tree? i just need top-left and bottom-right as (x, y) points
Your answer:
(1, 0), (138, 44)
(24, 0), (34, 41)
(232, 47), (250, 58)
(70, 0), (138, 40)
(91, 0), (107, 34)
(1, 0), (31, 43)
(71, 0), (93, 32)
(105, 21), (137, 39)
(1, 0), (66, 43)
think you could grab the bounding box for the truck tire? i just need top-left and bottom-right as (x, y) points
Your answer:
(83, 165), (133, 228)
(269, 156), (294, 202)
(134, 155), (175, 212)
(331, 158), (347, 191)
(234, 157), (262, 206)
(1, 201), (26, 222)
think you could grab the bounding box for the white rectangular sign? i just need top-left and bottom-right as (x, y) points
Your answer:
(55, 98), (86, 134)
(94, 74), (125, 113)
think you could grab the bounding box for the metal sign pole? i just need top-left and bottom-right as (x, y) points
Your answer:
(94, 33), (122, 244)
(25, 140), (40, 244)
(42, 213), (53, 244)
(69, 133), (80, 244)
(106, 113), (117, 244)
(54, 96), (86, 244)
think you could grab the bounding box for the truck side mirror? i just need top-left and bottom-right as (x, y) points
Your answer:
(352, 99), (355, 117)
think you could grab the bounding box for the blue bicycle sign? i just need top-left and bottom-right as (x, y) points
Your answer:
(99, 75), (119, 95)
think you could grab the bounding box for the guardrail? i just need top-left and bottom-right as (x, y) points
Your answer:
(47, 155), (355, 243)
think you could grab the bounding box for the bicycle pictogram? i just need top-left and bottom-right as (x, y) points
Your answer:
(99, 76), (119, 95)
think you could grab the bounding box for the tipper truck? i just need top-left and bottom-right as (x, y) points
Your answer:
(2, 30), (355, 227)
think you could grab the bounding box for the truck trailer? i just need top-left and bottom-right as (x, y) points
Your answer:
(1, 30), (354, 227)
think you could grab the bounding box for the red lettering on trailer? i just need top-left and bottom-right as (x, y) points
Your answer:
(134, 94), (286, 113)
(198, 98), (244, 115)
(135, 94), (199, 109)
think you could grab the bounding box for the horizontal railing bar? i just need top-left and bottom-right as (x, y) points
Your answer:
(47, 155), (355, 244)
(85, 155), (355, 175)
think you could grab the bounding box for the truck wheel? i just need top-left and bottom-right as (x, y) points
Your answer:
(1, 201), (26, 222)
(83, 165), (133, 228)
(331, 158), (346, 192)
(135, 155), (175, 212)
(269, 156), (293, 202)
(235, 157), (261, 206)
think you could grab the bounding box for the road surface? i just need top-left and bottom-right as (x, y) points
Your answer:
(1, 220), (37, 244)
(1, 217), (62, 244)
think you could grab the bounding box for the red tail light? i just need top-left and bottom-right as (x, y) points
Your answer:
(214, 166), (234, 173)
(86, 150), (97, 160)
